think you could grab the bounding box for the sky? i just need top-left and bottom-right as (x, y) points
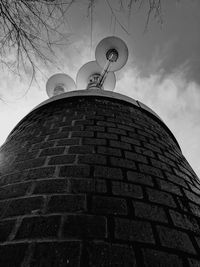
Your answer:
(0, 0), (200, 176)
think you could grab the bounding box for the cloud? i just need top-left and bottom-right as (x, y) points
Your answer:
(115, 60), (200, 176)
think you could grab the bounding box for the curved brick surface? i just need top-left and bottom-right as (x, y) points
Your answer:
(0, 95), (200, 266)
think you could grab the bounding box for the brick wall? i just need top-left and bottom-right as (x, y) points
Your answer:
(0, 96), (200, 266)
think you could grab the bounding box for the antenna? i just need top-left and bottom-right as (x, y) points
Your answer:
(46, 73), (76, 98)
(76, 61), (116, 91)
(95, 36), (128, 72)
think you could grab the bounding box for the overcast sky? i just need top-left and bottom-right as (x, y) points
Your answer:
(0, 0), (200, 176)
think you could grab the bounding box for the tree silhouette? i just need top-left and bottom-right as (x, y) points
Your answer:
(0, 0), (162, 77)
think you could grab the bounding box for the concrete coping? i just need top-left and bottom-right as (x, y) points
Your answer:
(33, 89), (163, 122)
(7, 89), (180, 149)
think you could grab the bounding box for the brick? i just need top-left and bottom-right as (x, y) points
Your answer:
(149, 139), (168, 150)
(128, 132), (147, 142)
(78, 154), (107, 165)
(176, 196), (190, 212)
(0, 220), (16, 242)
(38, 128), (58, 136)
(59, 165), (90, 178)
(157, 140), (172, 150)
(48, 132), (69, 140)
(110, 157), (136, 170)
(33, 179), (68, 194)
(72, 131), (94, 137)
(107, 127), (126, 135)
(48, 155), (75, 165)
(39, 147), (65, 157)
(112, 181), (143, 199)
(140, 128), (158, 138)
(115, 218), (155, 243)
(117, 124), (136, 132)
(172, 150), (183, 159)
(15, 215), (60, 239)
(74, 119), (94, 126)
(166, 172), (188, 188)
(47, 194), (86, 213)
(180, 159), (196, 173)
(147, 188), (176, 207)
(30, 241), (81, 267)
(169, 210), (200, 233)
(97, 132), (118, 140)
(15, 158), (46, 170)
(92, 196), (127, 215)
(174, 168), (192, 184)
(127, 171), (154, 186)
(97, 121), (115, 127)
(85, 125), (105, 132)
(142, 249), (184, 267)
(31, 136), (46, 144)
(157, 154), (176, 167)
(134, 119), (148, 129)
(4, 196), (43, 218)
(125, 151), (148, 164)
(26, 167), (55, 180)
(56, 138), (80, 146)
(150, 159), (172, 172)
(157, 225), (196, 254)
(0, 172), (24, 186)
(83, 138), (106, 146)
(61, 125), (83, 132)
(86, 242), (136, 267)
(97, 146), (121, 157)
(65, 116), (84, 122)
(129, 122), (143, 131)
(115, 117), (133, 125)
(139, 164), (164, 178)
(97, 110), (115, 118)
(133, 201), (168, 223)
(86, 115), (104, 120)
(109, 140), (131, 150)
(143, 142), (162, 153)
(164, 151), (178, 162)
(0, 182), (30, 200)
(68, 145), (94, 154)
(68, 178), (107, 193)
(94, 166), (123, 180)
(121, 136), (140, 146)
(32, 141), (55, 150)
(192, 180), (200, 190)
(189, 184), (200, 195)
(184, 189), (200, 205)
(178, 164), (194, 178)
(157, 179), (182, 196)
(63, 215), (107, 239)
(0, 244), (28, 267)
(15, 151), (38, 162)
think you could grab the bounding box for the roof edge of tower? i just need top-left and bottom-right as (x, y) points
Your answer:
(33, 89), (163, 122)
(6, 89), (181, 150)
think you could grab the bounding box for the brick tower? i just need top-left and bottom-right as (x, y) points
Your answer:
(0, 89), (200, 266)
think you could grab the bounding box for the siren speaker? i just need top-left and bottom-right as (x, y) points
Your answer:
(46, 73), (76, 98)
(76, 61), (116, 91)
(95, 36), (128, 71)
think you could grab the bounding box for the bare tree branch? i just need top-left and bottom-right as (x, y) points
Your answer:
(0, 0), (75, 78)
(0, 0), (163, 82)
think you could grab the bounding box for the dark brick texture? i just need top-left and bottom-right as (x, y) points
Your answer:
(0, 95), (200, 266)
